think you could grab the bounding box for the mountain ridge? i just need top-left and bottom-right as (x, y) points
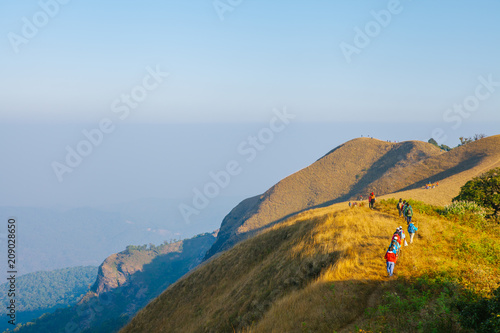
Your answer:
(206, 136), (500, 260)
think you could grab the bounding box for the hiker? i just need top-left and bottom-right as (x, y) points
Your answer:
(406, 203), (413, 223)
(391, 234), (401, 255)
(389, 240), (399, 254)
(408, 222), (418, 244)
(399, 226), (408, 246)
(402, 201), (407, 218)
(384, 246), (398, 277)
(394, 229), (403, 254)
(369, 192), (376, 209)
(397, 199), (404, 217)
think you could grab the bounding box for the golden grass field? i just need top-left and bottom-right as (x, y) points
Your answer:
(121, 202), (500, 332)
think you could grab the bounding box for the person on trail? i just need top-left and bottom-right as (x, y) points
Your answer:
(406, 203), (413, 223)
(369, 192), (376, 209)
(394, 228), (404, 254)
(389, 241), (399, 254)
(397, 199), (404, 217)
(408, 222), (418, 244)
(391, 234), (401, 256)
(393, 228), (402, 243)
(385, 246), (398, 277)
(399, 226), (408, 246)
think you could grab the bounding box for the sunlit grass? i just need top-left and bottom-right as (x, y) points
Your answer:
(121, 200), (500, 333)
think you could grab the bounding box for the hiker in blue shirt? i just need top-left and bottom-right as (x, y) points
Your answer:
(390, 236), (400, 255)
(408, 222), (418, 244)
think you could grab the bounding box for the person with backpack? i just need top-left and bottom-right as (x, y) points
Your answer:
(406, 203), (413, 223)
(399, 226), (408, 246)
(397, 199), (404, 217)
(408, 222), (418, 244)
(390, 234), (401, 256)
(384, 246), (398, 277)
(394, 228), (404, 254)
(389, 241), (399, 254)
(369, 192), (376, 209)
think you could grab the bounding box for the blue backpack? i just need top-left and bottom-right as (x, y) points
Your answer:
(408, 223), (418, 233)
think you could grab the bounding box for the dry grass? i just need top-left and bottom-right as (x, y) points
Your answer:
(121, 200), (500, 333)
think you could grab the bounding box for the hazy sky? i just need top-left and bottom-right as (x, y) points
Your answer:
(1, 1), (499, 211)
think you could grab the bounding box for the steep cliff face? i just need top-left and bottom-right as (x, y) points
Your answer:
(90, 242), (182, 295)
(205, 136), (500, 259)
(15, 232), (217, 333)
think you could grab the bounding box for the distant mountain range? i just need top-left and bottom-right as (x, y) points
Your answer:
(13, 232), (216, 333)
(0, 266), (97, 333)
(0, 196), (238, 274)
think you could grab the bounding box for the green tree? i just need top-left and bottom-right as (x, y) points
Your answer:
(453, 168), (500, 219)
(439, 144), (451, 151)
(428, 138), (452, 151)
(458, 134), (487, 146)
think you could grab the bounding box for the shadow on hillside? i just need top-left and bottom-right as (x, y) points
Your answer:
(334, 142), (423, 202)
(231, 153), (488, 248)
(121, 218), (350, 333)
(209, 145), (491, 261)
(396, 154), (485, 192)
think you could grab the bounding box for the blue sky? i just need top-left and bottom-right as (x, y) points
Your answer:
(2, 0), (499, 123)
(1, 1), (499, 219)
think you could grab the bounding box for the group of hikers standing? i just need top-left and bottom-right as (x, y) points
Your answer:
(384, 199), (419, 277)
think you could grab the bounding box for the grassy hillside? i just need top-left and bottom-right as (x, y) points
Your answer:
(122, 199), (500, 332)
(206, 135), (500, 259)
